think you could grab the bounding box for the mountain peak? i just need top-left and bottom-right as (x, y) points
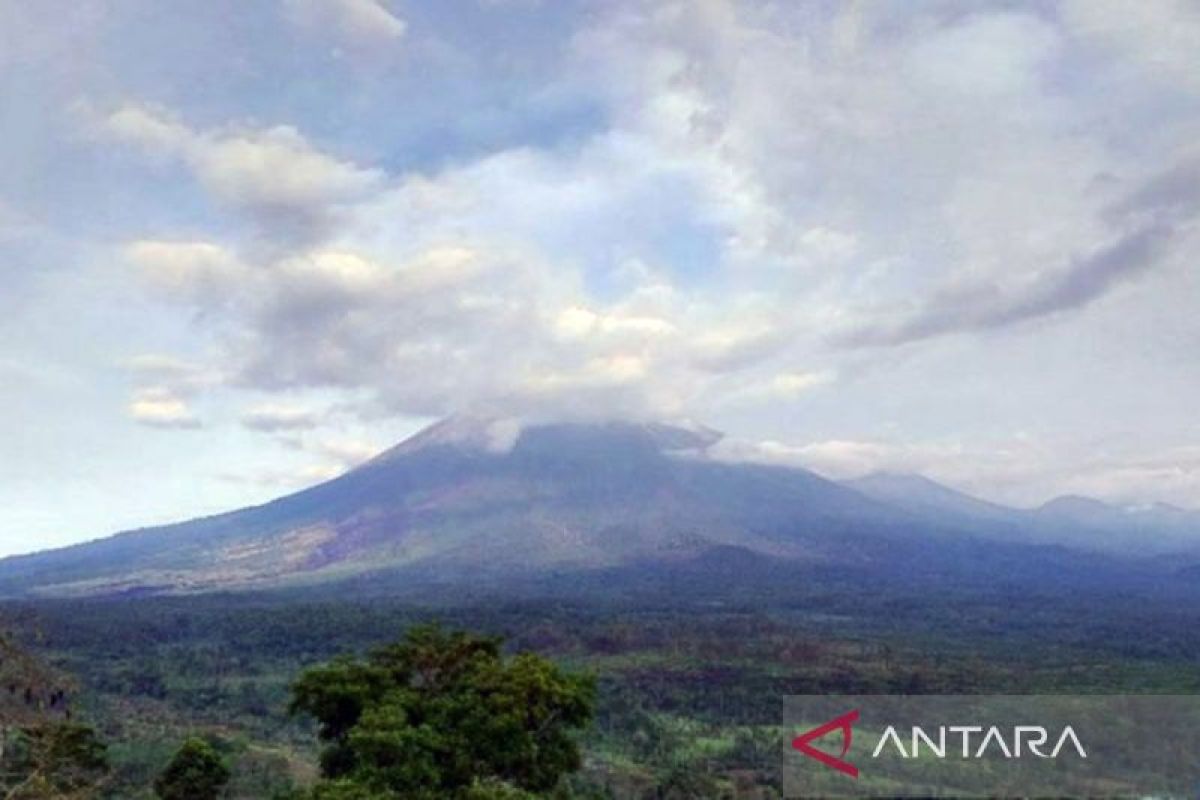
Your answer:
(848, 470), (979, 502)
(367, 416), (723, 467)
(366, 415), (523, 465)
(639, 419), (724, 452)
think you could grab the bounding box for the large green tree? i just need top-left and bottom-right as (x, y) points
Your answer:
(153, 737), (231, 800)
(1, 632), (108, 799)
(290, 625), (595, 799)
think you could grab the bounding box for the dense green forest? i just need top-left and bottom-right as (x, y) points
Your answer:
(3, 574), (1200, 797)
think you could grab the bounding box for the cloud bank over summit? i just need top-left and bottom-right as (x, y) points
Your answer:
(1, 0), (1199, 553)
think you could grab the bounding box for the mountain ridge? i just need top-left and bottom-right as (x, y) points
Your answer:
(2, 418), (1197, 599)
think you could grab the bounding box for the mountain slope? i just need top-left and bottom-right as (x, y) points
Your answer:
(1032, 494), (1200, 554)
(844, 471), (1023, 535)
(2, 419), (1196, 599)
(0, 419), (927, 598)
(846, 471), (1200, 556)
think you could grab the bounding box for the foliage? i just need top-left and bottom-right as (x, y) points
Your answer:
(290, 625), (596, 798)
(7, 577), (1200, 797)
(0, 631), (107, 799)
(153, 737), (231, 800)
(1, 723), (109, 799)
(0, 631), (76, 728)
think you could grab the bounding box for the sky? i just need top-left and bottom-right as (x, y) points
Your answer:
(2, 0), (1199, 557)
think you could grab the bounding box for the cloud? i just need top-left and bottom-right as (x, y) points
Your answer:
(707, 436), (913, 478)
(67, 2), (1199, 518)
(838, 156), (1200, 347)
(571, 3), (1197, 355)
(101, 3), (1195, 424)
(99, 104), (384, 244)
(738, 370), (834, 403)
(1054, 444), (1200, 507)
(553, 306), (676, 342)
(219, 463), (345, 489)
(838, 222), (1175, 347)
(688, 325), (791, 372)
(123, 354), (204, 378)
(122, 354), (224, 404)
(219, 433), (384, 490)
(128, 387), (202, 429)
(1059, 0), (1200, 92)
(241, 403), (323, 431)
(904, 11), (1058, 96)
(310, 436), (382, 467)
(708, 430), (1200, 511)
(8, 0), (1200, 560)
(282, 0), (407, 47)
(125, 240), (245, 305)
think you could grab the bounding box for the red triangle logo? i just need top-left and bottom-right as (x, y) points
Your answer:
(792, 708), (859, 778)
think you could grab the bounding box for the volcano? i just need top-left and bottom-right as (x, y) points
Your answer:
(0, 417), (1194, 598)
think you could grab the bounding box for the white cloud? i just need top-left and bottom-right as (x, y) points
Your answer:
(196, 127), (379, 213)
(753, 370), (834, 401)
(104, 103), (190, 151)
(1054, 445), (1200, 507)
(574, 1), (1194, 348)
(282, 0), (407, 46)
(552, 306), (676, 342)
(128, 387), (202, 429)
(310, 436), (382, 467)
(99, 104), (383, 243)
(122, 354), (224, 402)
(688, 324), (790, 372)
(707, 436), (905, 477)
(63, 0), (1200, 510)
(1060, 0), (1200, 92)
(708, 430), (1200, 511)
(905, 11), (1059, 96)
(103, 2), (1197, 430)
(125, 240), (245, 304)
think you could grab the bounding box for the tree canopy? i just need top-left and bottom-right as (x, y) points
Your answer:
(290, 624), (595, 799)
(154, 737), (231, 800)
(1, 723), (109, 800)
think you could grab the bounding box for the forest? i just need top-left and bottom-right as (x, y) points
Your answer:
(2, 567), (1200, 798)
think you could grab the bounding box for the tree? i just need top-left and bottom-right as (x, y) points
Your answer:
(154, 737), (231, 800)
(0, 632), (108, 799)
(1, 723), (109, 799)
(290, 625), (595, 799)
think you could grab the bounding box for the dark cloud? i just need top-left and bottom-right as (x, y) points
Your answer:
(1105, 160), (1200, 225)
(839, 161), (1200, 348)
(839, 223), (1173, 347)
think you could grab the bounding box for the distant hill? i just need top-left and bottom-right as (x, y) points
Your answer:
(848, 471), (1200, 556)
(0, 418), (1196, 598)
(844, 471), (1024, 534)
(1030, 494), (1200, 554)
